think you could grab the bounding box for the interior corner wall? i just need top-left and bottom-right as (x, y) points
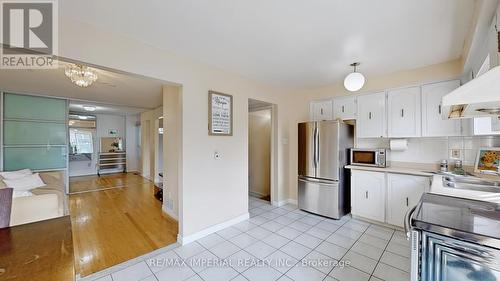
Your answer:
(163, 85), (182, 222)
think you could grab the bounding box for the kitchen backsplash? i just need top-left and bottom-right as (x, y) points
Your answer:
(356, 136), (500, 166)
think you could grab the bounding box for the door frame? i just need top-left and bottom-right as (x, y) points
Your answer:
(248, 99), (278, 205)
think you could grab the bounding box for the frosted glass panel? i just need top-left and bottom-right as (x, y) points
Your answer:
(4, 146), (67, 171)
(4, 93), (66, 121)
(4, 121), (66, 145)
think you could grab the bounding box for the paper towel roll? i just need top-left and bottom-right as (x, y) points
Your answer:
(390, 139), (408, 151)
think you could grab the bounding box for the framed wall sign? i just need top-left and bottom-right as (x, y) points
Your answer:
(474, 147), (500, 175)
(208, 90), (233, 136)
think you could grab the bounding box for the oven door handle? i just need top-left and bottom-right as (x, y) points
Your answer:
(404, 205), (417, 241)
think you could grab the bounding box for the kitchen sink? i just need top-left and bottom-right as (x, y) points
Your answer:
(442, 175), (500, 193)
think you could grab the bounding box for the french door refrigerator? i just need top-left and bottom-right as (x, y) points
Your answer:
(298, 120), (354, 219)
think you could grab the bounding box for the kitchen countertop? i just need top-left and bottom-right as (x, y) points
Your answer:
(345, 164), (436, 177)
(0, 216), (75, 281)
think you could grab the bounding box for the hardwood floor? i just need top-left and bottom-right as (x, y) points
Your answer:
(69, 173), (178, 277)
(69, 172), (151, 193)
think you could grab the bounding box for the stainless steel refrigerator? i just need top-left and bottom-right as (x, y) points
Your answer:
(298, 120), (354, 219)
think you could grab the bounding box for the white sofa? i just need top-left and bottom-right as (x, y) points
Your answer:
(10, 193), (61, 226)
(1, 171), (67, 227)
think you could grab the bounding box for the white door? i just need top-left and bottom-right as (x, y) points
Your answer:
(387, 86), (421, 137)
(310, 100), (333, 121)
(422, 80), (462, 137)
(387, 173), (429, 227)
(351, 170), (385, 222)
(356, 92), (386, 138)
(333, 97), (356, 120)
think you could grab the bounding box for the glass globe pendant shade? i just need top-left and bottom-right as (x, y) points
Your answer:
(344, 72), (365, 92)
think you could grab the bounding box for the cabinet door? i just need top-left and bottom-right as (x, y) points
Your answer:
(333, 97), (356, 120)
(387, 174), (429, 227)
(356, 92), (386, 138)
(422, 80), (462, 137)
(387, 87), (421, 137)
(310, 100), (333, 121)
(351, 170), (385, 222)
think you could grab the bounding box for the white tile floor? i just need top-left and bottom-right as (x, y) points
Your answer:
(94, 197), (411, 281)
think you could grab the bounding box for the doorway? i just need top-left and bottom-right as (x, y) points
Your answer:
(248, 99), (274, 202)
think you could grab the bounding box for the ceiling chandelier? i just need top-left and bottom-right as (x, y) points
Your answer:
(344, 62), (365, 92)
(65, 64), (98, 87)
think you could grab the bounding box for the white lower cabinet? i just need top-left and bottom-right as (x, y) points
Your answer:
(351, 170), (385, 222)
(386, 174), (429, 227)
(351, 170), (430, 227)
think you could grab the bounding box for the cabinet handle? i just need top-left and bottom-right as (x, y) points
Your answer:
(368, 112), (372, 119)
(320, 108), (324, 115)
(406, 197), (409, 207)
(401, 109), (404, 118)
(438, 104), (442, 115)
(341, 105), (345, 113)
(365, 191), (368, 199)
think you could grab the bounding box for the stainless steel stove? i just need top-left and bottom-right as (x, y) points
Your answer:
(407, 193), (500, 281)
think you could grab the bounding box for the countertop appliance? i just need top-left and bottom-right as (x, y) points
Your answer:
(350, 148), (387, 167)
(406, 193), (500, 281)
(297, 120), (354, 219)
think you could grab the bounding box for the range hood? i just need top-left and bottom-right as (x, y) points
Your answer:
(442, 65), (500, 119)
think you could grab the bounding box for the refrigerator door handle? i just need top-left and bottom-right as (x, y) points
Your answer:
(313, 126), (318, 168)
(316, 127), (320, 167)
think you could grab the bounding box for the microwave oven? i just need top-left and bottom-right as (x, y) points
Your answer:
(350, 148), (387, 167)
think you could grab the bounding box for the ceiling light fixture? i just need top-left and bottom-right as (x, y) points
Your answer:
(344, 62), (365, 92)
(83, 106), (96, 112)
(65, 64), (98, 87)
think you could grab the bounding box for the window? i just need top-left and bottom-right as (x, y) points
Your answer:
(69, 128), (94, 154)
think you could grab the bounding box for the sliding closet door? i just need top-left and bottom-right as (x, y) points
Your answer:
(3, 93), (68, 171)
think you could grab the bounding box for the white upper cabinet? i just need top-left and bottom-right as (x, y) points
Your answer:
(357, 92), (386, 138)
(333, 96), (356, 120)
(387, 86), (421, 138)
(422, 80), (462, 137)
(310, 100), (333, 121)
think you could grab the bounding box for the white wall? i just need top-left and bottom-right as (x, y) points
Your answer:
(140, 107), (163, 181)
(95, 114), (126, 174)
(126, 114), (140, 172)
(70, 114), (140, 177)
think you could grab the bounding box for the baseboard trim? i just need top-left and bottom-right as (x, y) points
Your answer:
(177, 212), (249, 245)
(162, 206), (178, 221)
(249, 191), (269, 198)
(272, 198), (298, 207)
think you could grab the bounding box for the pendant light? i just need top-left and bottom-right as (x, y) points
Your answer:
(344, 62), (365, 92)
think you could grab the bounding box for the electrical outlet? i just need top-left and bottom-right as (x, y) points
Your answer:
(451, 149), (461, 159)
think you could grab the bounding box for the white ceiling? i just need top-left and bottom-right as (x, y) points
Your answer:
(0, 61), (164, 108)
(61, 0), (475, 88)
